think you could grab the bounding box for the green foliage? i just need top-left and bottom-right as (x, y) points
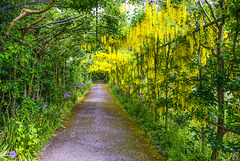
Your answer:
(1, 0), (240, 160)
(108, 83), (240, 161)
(0, 81), (92, 160)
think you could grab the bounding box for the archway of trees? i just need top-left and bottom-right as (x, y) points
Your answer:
(0, 0), (239, 160)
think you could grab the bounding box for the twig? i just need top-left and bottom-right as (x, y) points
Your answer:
(198, 1), (217, 31)
(206, 120), (240, 135)
(6, 0), (57, 35)
(204, 0), (218, 22)
(200, 43), (217, 57)
(30, 14), (85, 30)
(31, 33), (47, 42)
(38, 25), (95, 53)
(20, 14), (47, 41)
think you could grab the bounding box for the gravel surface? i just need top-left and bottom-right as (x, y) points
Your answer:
(39, 81), (165, 161)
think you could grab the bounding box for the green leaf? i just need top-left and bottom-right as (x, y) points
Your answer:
(29, 135), (34, 139)
(8, 46), (13, 50)
(28, 141), (33, 145)
(31, 128), (37, 133)
(17, 128), (23, 132)
(18, 146), (24, 152)
(16, 137), (21, 142)
(32, 138), (38, 143)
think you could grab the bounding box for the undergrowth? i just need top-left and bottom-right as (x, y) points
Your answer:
(108, 83), (212, 161)
(0, 81), (92, 161)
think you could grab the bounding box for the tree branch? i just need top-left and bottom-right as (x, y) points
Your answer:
(36, 38), (54, 54)
(38, 24), (94, 53)
(31, 33), (47, 42)
(7, 8), (29, 35)
(43, 22), (89, 42)
(20, 14), (47, 41)
(200, 43), (217, 57)
(30, 14), (85, 30)
(29, 14), (47, 27)
(204, 0), (218, 22)
(24, 0), (57, 14)
(1, 32), (30, 46)
(6, 0), (57, 35)
(46, 37), (74, 50)
(207, 120), (240, 135)
(198, 1), (217, 31)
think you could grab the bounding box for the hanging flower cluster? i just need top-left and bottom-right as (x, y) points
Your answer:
(88, 1), (239, 130)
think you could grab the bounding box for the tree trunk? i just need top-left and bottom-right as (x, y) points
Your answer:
(40, 80), (43, 99)
(24, 81), (27, 98)
(165, 42), (170, 131)
(199, 45), (205, 154)
(211, 18), (225, 161)
(32, 90), (36, 100)
(154, 42), (158, 121)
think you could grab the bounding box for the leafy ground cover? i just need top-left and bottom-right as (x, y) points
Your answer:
(108, 83), (239, 161)
(0, 81), (92, 160)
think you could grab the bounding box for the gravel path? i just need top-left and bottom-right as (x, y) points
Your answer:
(39, 82), (165, 161)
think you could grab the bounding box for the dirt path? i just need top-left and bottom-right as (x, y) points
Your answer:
(39, 81), (165, 161)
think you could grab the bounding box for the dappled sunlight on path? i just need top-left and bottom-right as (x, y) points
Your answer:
(39, 81), (165, 161)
